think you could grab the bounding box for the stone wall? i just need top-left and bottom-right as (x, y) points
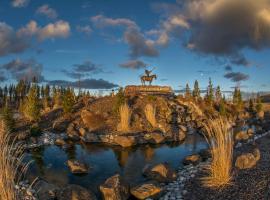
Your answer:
(124, 85), (173, 96)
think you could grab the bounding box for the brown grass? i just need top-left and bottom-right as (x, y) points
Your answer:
(144, 104), (157, 128)
(0, 120), (28, 200)
(202, 118), (234, 188)
(118, 103), (131, 132)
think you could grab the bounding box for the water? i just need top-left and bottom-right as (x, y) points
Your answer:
(26, 134), (207, 196)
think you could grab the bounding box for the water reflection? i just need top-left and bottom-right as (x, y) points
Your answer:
(27, 134), (207, 195)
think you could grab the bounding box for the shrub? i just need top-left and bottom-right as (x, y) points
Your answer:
(1, 105), (15, 131)
(117, 103), (131, 132)
(144, 104), (157, 128)
(202, 118), (233, 188)
(0, 120), (29, 200)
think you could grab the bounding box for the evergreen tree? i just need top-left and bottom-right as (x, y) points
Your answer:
(62, 87), (75, 114)
(233, 87), (243, 110)
(256, 94), (263, 113)
(192, 80), (200, 100)
(185, 83), (191, 99)
(23, 83), (41, 121)
(248, 98), (255, 112)
(205, 78), (214, 104)
(219, 98), (226, 116)
(215, 85), (222, 102)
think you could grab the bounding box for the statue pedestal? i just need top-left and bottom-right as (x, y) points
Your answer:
(124, 85), (173, 96)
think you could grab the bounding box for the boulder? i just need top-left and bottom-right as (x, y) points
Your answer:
(148, 132), (165, 144)
(257, 111), (264, 119)
(235, 130), (249, 141)
(99, 174), (129, 200)
(35, 180), (60, 200)
(81, 133), (100, 143)
(143, 163), (177, 183)
(130, 182), (162, 199)
(67, 160), (89, 174)
(78, 128), (87, 136)
(183, 154), (201, 165)
(55, 138), (66, 146)
(174, 130), (186, 142)
(247, 128), (254, 136)
(81, 110), (105, 131)
(53, 117), (70, 132)
(235, 148), (260, 169)
(114, 136), (136, 147)
(179, 125), (187, 132)
(58, 185), (97, 200)
(198, 149), (212, 161)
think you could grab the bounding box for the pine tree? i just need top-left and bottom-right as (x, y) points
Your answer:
(248, 98), (254, 112)
(233, 87), (243, 110)
(219, 98), (226, 116)
(185, 83), (191, 99)
(23, 83), (41, 121)
(62, 87), (75, 114)
(205, 78), (214, 104)
(215, 85), (222, 103)
(256, 94), (263, 113)
(192, 80), (200, 100)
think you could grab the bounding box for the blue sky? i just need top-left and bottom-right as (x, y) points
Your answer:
(1, 0), (270, 92)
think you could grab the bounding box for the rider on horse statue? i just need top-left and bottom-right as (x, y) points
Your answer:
(141, 67), (157, 85)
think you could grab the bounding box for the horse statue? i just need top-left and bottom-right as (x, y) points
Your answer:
(141, 74), (157, 85)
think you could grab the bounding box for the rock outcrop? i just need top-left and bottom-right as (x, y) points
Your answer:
(67, 160), (89, 174)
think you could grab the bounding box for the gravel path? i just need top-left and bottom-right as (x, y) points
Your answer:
(183, 133), (270, 200)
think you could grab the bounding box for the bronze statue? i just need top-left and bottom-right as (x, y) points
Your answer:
(141, 67), (157, 85)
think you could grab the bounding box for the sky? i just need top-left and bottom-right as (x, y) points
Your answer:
(1, 0), (270, 92)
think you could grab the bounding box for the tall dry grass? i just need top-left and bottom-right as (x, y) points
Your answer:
(144, 104), (157, 128)
(0, 120), (28, 200)
(202, 118), (234, 188)
(118, 103), (131, 132)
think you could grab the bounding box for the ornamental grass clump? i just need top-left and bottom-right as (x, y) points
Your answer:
(202, 118), (234, 188)
(0, 120), (29, 200)
(144, 104), (157, 128)
(118, 103), (131, 132)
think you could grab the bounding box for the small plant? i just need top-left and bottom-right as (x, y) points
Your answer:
(117, 103), (131, 132)
(144, 104), (157, 128)
(202, 118), (233, 188)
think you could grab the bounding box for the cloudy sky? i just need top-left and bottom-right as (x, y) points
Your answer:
(1, 0), (270, 91)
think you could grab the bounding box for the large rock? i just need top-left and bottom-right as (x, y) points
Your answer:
(143, 163), (177, 183)
(58, 185), (97, 200)
(145, 132), (165, 144)
(53, 117), (70, 132)
(99, 174), (129, 200)
(67, 160), (89, 174)
(130, 182), (162, 199)
(235, 148), (260, 169)
(183, 154), (201, 165)
(81, 133), (100, 143)
(235, 130), (249, 141)
(81, 110), (105, 131)
(114, 136), (136, 147)
(35, 180), (60, 200)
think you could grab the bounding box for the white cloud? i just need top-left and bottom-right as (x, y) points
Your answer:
(11, 0), (29, 8)
(36, 4), (58, 19)
(76, 25), (92, 36)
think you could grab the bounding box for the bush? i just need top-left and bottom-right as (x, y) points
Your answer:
(202, 118), (233, 188)
(1, 105), (15, 132)
(62, 89), (75, 114)
(113, 88), (126, 114)
(23, 85), (41, 122)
